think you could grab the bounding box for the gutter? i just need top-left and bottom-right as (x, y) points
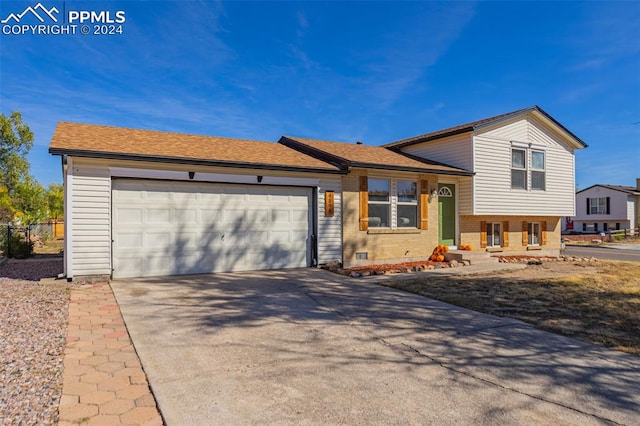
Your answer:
(48, 148), (347, 175)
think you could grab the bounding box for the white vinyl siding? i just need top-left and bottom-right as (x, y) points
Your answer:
(575, 186), (637, 226)
(317, 178), (343, 264)
(69, 163), (112, 277)
(64, 158), (343, 278)
(401, 133), (474, 171)
(473, 115), (577, 216)
(401, 133), (474, 214)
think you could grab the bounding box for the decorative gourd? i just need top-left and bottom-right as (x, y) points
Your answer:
(436, 254), (445, 262)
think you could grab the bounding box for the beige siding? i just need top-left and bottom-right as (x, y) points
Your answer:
(474, 115), (577, 216)
(402, 132), (474, 171)
(69, 161), (112, 277)
(317, 178), (343, 264)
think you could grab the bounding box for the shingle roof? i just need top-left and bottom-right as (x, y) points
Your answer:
(384, 105), (588, 149)
(576, 184), (640, 195)
(49, 122), (342, 173)
(279, 136), (472, 176)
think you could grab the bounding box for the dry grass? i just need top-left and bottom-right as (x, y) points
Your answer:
(383, 260), (640, 355)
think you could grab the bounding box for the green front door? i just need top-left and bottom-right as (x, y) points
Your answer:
(438, 183), (456, 246)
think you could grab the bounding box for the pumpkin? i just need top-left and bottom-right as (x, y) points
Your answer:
(466, 245), (472, 251)
(443, 245), (449, 253)
(430, 254), (438, 261)
(436, 254), (445, 262)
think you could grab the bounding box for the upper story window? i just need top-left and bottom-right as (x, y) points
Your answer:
(511, 149), (527, 189)
(587, 197), (609, 215)
(368, 178), (390, 228)
(511, 146), (546, 191)
(531, 151), (545, 190)
(397, 180), (417, 228)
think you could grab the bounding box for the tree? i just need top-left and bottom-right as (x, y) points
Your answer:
(12, 176), (47, 225)
(0, 111), (34, 194)
(47, 183), (64, 219)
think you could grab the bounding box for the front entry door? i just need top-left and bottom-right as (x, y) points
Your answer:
(438, 183), (456, 246)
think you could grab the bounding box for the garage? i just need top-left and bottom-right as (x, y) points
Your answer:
(112, 179), (313, 278)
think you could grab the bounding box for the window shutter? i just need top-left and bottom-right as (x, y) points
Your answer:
(522, 221), (528, 246)
(606, 197), (611, 214)
(359, 176), (368, 231)
(419, 180), (428, 230)
(480, 221), (487, 248)
(541, 221), (547, 245)
(502, 221), (509, 247)
(586, 198), (590, 215)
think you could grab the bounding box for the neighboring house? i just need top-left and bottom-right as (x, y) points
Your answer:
(384, 106), (587, 255)
(572, 180), (640, 233)
(49, 105), (586, 280)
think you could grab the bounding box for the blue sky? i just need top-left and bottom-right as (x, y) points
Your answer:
(1, 0), (639, 189)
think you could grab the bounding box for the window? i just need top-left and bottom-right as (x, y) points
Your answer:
(511, 149), (527, 189)
(531, 151), (545, 190)
(528, 222), (541, 245)
(588, 197), (608, 215)
(368, 178), (390, 227)
(397, 180), (417, 228)
(486, 222), (501, 247)
(603, 223), (608, 232)
(594, 222), (599, 232)
(582, 223), (587, 232)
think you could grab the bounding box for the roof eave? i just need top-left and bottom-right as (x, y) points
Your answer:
(349, 162), (473, 176)
(48, 148), (347, 175)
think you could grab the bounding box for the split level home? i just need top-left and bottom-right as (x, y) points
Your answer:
(49, 105), (587, 280)
(570, 179), (640, 234)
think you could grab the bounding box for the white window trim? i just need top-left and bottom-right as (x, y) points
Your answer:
(396, 180), (418, 228)
(368, 178), (391, 228)
(510, 143), (547, 192)
(589, 197), (607, 215)
(528, 222), (541, 246)
(486, 222), (502, 248)
(368, 177), (419, 229)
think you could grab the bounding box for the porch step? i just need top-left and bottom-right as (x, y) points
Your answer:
(445, 250), (500, 265)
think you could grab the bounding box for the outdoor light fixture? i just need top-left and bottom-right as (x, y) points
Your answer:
(188, 171), (195, 180)
(429, 188), (438, 202)
(257, 175), (263, 183)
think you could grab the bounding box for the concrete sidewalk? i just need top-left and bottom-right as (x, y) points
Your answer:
(59, 282), (163, 425)
(112, 269), (640, 425)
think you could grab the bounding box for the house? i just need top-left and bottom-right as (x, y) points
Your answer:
(384, 106), (587, 255)
(49, 106), (586, 280)
(49, 123), (346, 279)
(572, 179), (640, 233)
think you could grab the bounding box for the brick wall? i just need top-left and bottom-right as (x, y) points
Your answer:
(342, 170), (440, 267)
(459, 215), (561, 255)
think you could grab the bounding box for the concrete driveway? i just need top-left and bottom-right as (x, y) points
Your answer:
(111, 269), (640, 425)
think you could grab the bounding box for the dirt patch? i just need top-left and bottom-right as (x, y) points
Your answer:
(382, 260), (640, 355)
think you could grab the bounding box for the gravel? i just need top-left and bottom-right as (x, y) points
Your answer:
(0, 258), (70, 425)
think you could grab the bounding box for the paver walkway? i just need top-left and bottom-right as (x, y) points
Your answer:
(59, 282), (163, 426)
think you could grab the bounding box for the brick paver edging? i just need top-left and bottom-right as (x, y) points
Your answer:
(59, 282), (163, 426)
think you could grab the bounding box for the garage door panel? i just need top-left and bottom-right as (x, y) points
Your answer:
(112, 179), (312, 278)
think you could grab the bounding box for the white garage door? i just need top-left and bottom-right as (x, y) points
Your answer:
(112, 179), (313, 278)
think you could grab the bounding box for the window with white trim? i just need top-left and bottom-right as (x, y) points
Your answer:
(528, 222), (541, 245)
(531, 151), (545, 190)
(397, 180), (417, 228)
(511, 149), (527, 189)
(588, 197), (607, 215)
(486, 222), (501, 247)
(368, 178), (390, 228)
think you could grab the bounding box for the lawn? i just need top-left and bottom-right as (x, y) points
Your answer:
(382, 260), (640, 355)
